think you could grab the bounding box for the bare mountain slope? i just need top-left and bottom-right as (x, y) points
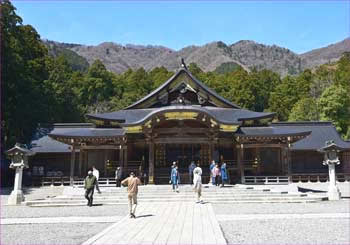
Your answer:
(300, 38), (350, 68)
(44, 38), (350, 76)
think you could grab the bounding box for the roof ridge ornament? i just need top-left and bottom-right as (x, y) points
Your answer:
(181, 58), (188, 70)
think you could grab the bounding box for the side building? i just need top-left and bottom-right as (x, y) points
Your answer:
(28, 64), (350, 185)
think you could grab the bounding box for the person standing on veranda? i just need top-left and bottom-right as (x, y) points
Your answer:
(92, 165), (102, 194)
(188, 161), (196, 185)
(170, 166), (180, 192)
(193, 163), (203, 203)
(212, 164), (221, 187)
(209, 160), (215, 185)
(220, 162), (228, 187)
(121, 172), (141, 218)
(115, 167), (122, 187)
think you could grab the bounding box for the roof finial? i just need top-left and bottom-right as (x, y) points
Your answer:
(181, 58), (187, 69)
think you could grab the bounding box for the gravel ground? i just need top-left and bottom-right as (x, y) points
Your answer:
(213, 200), (350, 215)
(219, 218), (350, 244)
(1, 203), (129, 219)
(0, 223), (111, 245)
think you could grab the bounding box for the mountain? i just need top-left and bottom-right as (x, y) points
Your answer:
(300, 38), (350, 69)
(45, 40), (89, 72)
(43, 38), (350, 76)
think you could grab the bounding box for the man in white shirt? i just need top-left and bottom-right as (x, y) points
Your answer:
(92, 166), (102, 194)
(193, 163), (203, 203)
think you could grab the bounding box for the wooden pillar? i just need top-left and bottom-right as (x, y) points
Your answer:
(286, 147), (292, 176)
(70, 145), (76, 186)
(78, 149), (83, 177)
(255, 148), (261, 175)
(119, 145), (124, 169)
(103, 149), (108, 177)
(148, 142), (155, 184)
(237, 144), (245, 184)
(124, 145), (128, 172)
(84, 150), (88, 175)
(210, 142), (214, 162)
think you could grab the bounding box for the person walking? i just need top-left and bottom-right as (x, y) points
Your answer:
(121, 172), (141, 218)
(209, 160), (215, 185)
(220, 162), (228, 187)
(170, 166), (180, 192)
(212, 164), (221, 186)
(84, 170), (97, 207)
(115, 167), (122, 187)
(188, 161), (196, 185)
(92, 165), (102, 193)
(193, 163), (203, 203)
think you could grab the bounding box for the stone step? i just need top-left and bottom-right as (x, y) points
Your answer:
(25, 195), (322, 205)
(26, 197), (324, 207)
(51, 192), (304, 200)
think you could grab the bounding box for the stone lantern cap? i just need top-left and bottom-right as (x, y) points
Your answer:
(5, 143), (35, 169)
(317, 140), (346, 153)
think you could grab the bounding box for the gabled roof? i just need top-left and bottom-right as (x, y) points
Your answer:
(125, 67), (241, 109)
(271, 122), (350, 150)
(87, 106), (275, 126)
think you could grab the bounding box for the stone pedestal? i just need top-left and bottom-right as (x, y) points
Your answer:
(327, 163), (341, 201)
(8, 167), (25, 205)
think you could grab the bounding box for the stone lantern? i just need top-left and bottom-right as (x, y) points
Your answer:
(318, 140), (344, 201)
(5, 143), (35, 205)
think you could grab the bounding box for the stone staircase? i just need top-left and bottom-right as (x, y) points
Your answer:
(24, 184), (326, 207)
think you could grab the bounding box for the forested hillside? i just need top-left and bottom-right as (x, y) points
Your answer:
(2, 0), (350, 151)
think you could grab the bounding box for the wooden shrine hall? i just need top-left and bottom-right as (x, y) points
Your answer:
(29, 62), (350, 185)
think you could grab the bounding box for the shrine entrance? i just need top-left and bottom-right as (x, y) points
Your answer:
(154, 143), (210, 184)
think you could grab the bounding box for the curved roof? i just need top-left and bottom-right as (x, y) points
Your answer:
(87, 106), (275, 126)
(49, 128), (125, 138)
(271, 122), (350, 150)
(125, 68), (241, 109)
(236, 126), (312, 138)
(30, 124), (125, 153)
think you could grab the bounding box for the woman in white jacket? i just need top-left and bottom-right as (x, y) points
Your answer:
(193, 164), (203, 203)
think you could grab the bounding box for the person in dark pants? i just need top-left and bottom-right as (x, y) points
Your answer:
(84, 170), (97, 207)
(115, 167), (122, 187)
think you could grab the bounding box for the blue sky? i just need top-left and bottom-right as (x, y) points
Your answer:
(13, 1), (350, 54)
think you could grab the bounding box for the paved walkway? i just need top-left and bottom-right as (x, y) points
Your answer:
(1, 216), (124, 224)
(82, 202), (227, 245)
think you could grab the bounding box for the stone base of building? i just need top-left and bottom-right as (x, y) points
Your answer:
(7, 190), (25, 205)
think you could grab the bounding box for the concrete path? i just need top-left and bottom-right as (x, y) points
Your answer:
(82, 202), (227, 245)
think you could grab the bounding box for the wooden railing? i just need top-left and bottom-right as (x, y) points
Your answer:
(244, 176), (290, 184)
(290, 173), (350, 183)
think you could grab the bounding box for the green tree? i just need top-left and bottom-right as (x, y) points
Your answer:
(148, 66), (174, 89)
(1, 0), (50, 147)
(288, 98), (319, 121)
(43, 55), (82, 122)
(318, 84), (350, 136)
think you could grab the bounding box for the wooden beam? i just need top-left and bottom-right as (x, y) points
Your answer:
(79, 145), (122, 150)
(154, 137), (211, 144)
(155, 128), (210, 134)
(242, 143), (287, 148)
